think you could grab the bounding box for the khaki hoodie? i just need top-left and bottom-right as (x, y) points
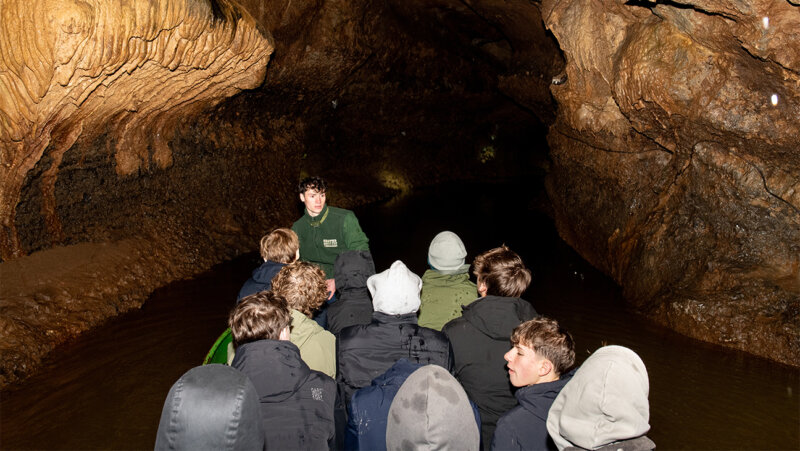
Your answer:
(290, 309), (336, 378)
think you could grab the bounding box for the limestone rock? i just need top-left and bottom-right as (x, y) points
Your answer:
(541, 0), (799, 365)
(0, 0), (274, 260)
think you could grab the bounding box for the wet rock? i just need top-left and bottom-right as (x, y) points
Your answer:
(541, 0), (799, 365)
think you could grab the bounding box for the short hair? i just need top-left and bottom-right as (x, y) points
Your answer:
(511, 317), (575, 376)
(297, 176), (327, 195)
(229, 291), (292, 348)
(472, 245), (531, 297)
(260, 228), (299, 263)
(271, 261), (327, 316)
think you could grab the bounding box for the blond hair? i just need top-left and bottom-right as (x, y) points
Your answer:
(260, 228), (299, 263)
(271, 261), (327, 316)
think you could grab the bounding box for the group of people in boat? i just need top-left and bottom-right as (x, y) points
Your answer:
(154, 176), (655, 451)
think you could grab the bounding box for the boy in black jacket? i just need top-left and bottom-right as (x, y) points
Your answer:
(491, 317), (576, 451)
(443, 245), (537, 450)
(230, 291), (336, 450)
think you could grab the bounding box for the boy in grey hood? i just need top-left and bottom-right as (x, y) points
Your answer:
(154, 364), (265, 451)
(546, 345), (655, 451)
(386, 365), (481, 451)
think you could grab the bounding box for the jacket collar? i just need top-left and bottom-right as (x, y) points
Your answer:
(372, 311), (418, 325)
(305, 205), (330, 227)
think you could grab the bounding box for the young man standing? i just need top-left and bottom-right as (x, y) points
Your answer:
(292, 176), (369, 302)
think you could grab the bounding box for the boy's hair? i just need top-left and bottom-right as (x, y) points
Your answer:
(472, 245), (531, 297)
(271, 261), (328, 316)
(260, 228), (299, 263)
(511, 317), (575, 376)
(229, 291), (292, 348)
(297, 176), (327, 195)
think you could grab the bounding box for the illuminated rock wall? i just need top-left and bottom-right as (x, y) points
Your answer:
(0, 0), (273, 260)
(541, 0), (799, 365)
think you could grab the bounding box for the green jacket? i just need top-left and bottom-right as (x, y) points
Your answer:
(292, 205), (369, 278)
(290, 309), (336, 378)
(418, 269), (478, 331)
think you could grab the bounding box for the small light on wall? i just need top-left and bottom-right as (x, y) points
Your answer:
(771, 94), (779, 106)
(762, 16), (769, 29)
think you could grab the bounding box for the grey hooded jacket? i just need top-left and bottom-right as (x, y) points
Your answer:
(154, 364), (265, 451)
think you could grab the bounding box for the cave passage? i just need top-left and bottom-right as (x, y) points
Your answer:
(0, 179), (797, 450)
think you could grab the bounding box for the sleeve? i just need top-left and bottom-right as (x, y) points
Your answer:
(342, 212), (369, 251)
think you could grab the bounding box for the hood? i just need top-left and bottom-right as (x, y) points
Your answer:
(251, 260), (286, 284)
(289, 309), (327, 348)
(461, 295), (537, 340)
(231, 340), (310, 403)
(155, 364), (264, 451)
(421, 269), (476, 288)
(547, 346), (650, 451)
(334, 250), (376, 292)
(516, 369), (574, 422)
(427, 231), (470, 275)
(386, 365), (479, 450)
(368, 260), (422, 315)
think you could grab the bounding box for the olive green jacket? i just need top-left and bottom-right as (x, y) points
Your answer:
(290, 309), (336, 378)
(418, 269), (478, 331)
(292, 205), (369, 278)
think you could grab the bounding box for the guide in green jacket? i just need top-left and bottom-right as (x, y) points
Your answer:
(291, 176), (369, 297)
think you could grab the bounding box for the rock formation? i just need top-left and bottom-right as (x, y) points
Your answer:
(540, 0), (799, 365)
(1, 0), (796, 388)
(0, 0), (274, 260)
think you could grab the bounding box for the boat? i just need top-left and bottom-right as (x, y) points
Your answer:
(203, 328), (233, 365)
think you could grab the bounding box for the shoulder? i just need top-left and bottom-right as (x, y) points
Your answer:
(326, 206), (354, 218)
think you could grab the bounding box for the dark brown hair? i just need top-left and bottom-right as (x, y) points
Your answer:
(271, 261), (327, 317)
(297, 176), (327, 195)
(229, 291), (292, 348)
(260, 228), (299, 263)
(473, 245), (531, 297)
(511, 317), (575, 376)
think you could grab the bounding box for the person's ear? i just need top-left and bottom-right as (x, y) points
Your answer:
(279, 326), (291, 341)
(478, 281), (488, 297)
(299, 193), (305, 203)
(539, 359), (554, 376)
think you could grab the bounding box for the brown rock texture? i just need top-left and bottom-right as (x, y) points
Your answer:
(0, 0), (274, 260)
(541, 0), (799, 365)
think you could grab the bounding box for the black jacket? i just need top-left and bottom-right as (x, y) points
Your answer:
(232, 339), (336, 450)
(328, 251), (375, 335)
(237, 260), (285, 303)
(491, 370), (574, 451)
(336, 312), (453, 403)
(442, 295), (538, 450)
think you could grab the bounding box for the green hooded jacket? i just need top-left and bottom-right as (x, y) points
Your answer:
(290, 309), (336, 378)
(292, 205), (369, 278)
(418, 269), (478, 331)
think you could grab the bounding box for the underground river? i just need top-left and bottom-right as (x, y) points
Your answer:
(1, 180), (798, 449)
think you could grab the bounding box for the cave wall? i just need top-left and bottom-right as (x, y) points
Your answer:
(0, 0), (557, 387)
(539, 0), (799, 365)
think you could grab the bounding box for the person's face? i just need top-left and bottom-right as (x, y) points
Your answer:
(504, 343), (549, 387)
(300, 189), (326, 217)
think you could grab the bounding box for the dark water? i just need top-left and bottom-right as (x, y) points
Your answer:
(1, 180), (798, 450)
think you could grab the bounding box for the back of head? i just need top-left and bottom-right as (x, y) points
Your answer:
(229, 291), (291, 347)
(260, 228), (299, 263)
(473, 245), (531, 297)
(546, 345), (650, 450)
(155, 364), (265, 451)
(428, 231), (470, 275)
(386, 365), (479, 451)
(272, 261), (327, 316)
(367, 260), (422, 315)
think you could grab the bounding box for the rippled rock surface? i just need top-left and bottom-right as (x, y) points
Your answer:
(541, 0), (799, 365)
